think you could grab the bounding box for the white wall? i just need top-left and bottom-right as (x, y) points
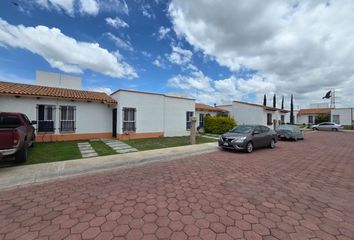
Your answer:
(36, 70), (81, 90)
(331, 108), (353, 126)
(0, 95), (113, 134)
(164, 96), (195, 137)
(112, 91), (165, 134)
(218, 102), (288, 129)
(111, 91), (195, 137)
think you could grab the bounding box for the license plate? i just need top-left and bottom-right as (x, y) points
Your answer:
(223, 142), (228, 146)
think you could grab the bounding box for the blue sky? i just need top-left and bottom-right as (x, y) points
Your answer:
(1, 0), (353, 107)
(0, 0), (242, 103)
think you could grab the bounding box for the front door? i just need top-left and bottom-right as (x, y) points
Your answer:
(112, 108), (117, 138)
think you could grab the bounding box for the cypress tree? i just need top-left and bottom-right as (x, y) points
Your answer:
(290, 94), (294, 124)
(263, 94), (267, 106)
(273, 94), (276, 108)
(281, 96), (284, 109)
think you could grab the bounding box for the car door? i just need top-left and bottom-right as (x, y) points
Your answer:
(261, 126), (272, 147)
(252, 126), (264, 148)
(318, 123), (326, 131)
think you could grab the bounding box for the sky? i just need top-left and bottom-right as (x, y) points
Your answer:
(0, 0), (353, 109)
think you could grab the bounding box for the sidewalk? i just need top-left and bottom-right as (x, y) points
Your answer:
(0, 142), (218, 190)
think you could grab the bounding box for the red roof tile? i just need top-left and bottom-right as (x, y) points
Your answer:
(297, 108), (331, 116)
(0, 81), (117, 105)
(233, 100), (289, 113)
(195, 103), (228, 113)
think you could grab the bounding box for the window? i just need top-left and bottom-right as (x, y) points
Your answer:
(60, 106), (76, 132)
(261, 126), (270, 133)
(281, 115), (285, 124)
(267, 113), (272, 125)
(123, 108), (136, 132)
(0, 114), (21, 128)
(186, 111), (194, 130)
(199, 114), (205, 127)
(308, 115), (314, 124)
(37, 105), (55, 132)
(332, 115), (340, 124)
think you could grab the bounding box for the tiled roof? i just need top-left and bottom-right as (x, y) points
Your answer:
(233, 100), (290, 113)
(297, 108), (331, 116)
(195, 103), (228, 113)
(0, 81), (117, 105)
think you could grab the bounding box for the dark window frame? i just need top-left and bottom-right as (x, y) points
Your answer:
(267, 113), (272, 126)
(37, 105), (56, 133)
(199, 113), (205, 127)
(59, 106), (76, 132)
(186, 111), (194, 130)
(123, 108), (136, 132)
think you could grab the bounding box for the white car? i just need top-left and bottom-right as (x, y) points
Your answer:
(312, 122), (343, 131)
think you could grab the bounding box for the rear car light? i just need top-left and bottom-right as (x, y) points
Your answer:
(13, 131), (20, 147)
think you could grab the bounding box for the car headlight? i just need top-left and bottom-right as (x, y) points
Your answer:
(219, 136), (223, 142)
(232, 136), (247, 143)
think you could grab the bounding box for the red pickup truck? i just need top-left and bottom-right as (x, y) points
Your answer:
(0, 112), (36, 163)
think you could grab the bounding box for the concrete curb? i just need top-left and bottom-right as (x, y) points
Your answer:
(0, 142), (219, 190)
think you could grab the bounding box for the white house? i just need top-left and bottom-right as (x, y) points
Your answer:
(0, 81), (116, 142)
(110, 89), (195, 140)
(296, 108), (331, 125)
(0, 74), (196, 142)
(195, 103), (229, 128)
(331, 108), (354, 129)
(217, 101), (289, 129)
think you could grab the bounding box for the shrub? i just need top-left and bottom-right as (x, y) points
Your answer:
(315, 114), (330, 124)
(204, 116), (236, 134)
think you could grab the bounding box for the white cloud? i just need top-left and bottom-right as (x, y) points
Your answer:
(168, 46), (192, 66)
(35, 0), (75, 15)
(29, 0), (129, 16)
(158, 26), (171, 40)
(152, 56), (167, 69)
(141, 4), (155, 19)
(105, 32), (133, 51)
(105, 17), (129, 29)
(169, 0), (354, 107)
(0, 19), (137, 79)
(78, 0), (99, 15)
(86, 86), (113, 94)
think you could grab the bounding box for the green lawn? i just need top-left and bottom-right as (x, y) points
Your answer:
(123, 136), (216, 151)
(27, 141), (82, 165)
(90, 141), (117, 156)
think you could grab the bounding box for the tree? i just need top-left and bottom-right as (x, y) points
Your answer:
(281, 96), (284, 109)
(263, 94), (267, 106)
(273, 94), (276, 108)
(290, 94), (294, 124)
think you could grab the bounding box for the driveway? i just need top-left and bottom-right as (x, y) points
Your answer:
(0, 131), (354, 240)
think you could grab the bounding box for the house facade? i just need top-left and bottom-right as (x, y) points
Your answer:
(195, 103), (229, 129)
(331, 108), (354, 129)
(110, 89), (195, 140)
(0, 81), (116, 142)
(217, 101), (289, 129)
(296, 108), (331, 125)
(0, 79), (196, 142)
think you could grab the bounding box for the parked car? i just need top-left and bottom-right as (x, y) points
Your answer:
(312, 122), (343, 131)
(276, 124), (304, 141)
(218, 125), (277, 153)
(0, 112), (36, 163)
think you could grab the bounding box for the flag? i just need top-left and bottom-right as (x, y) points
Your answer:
(322, 91), (331, 99)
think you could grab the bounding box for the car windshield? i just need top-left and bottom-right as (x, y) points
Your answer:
(230, 125), (254, 133)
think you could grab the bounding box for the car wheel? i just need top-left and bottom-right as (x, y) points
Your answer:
(332, 128), (338, 132)
(246, 142), (253, 153)
(269, 139), (276, 149)
(294, 137), (298, 142)
(312, 127), (318, 131)
(14, 147), (28, 163)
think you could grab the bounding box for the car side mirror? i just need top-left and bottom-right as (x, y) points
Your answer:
(253, 130), (260, 135)
(31, 120), (37, 125)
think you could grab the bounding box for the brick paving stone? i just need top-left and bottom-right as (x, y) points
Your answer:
(0, 132), (354, 240)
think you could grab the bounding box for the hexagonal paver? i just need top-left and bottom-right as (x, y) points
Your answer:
(0, 132), (353, 240)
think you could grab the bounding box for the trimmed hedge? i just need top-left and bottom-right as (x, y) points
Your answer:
(204, 116), (236, 134)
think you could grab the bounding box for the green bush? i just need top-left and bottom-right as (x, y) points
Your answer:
(315, 114), (330, 124)
(204, 116), (236, 134)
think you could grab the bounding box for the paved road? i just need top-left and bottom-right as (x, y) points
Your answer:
(0, 131), (354, 240)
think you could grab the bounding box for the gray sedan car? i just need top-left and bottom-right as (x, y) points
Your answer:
(218, 125), (278, 153)
(275, 124), (304, 141)
(312, 122), (343, 131)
